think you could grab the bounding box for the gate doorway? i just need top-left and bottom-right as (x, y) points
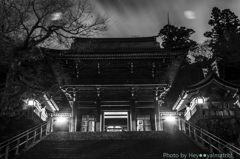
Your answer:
(53, 117), (70, 132)
(103, 112), (128, 132)
(162, 116), (178, 134)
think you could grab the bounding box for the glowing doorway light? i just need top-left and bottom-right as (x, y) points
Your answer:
(165, 116), (175, 122)
(56, 116), (67, 123)
(104, 112), (128, 115)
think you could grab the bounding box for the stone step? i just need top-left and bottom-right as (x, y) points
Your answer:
(17, 131), (207, 159)
(44, 131), (183, 140)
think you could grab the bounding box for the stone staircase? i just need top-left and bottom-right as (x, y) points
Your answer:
(16, 131), (207, 159)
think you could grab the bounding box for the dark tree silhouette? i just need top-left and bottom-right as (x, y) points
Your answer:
(159, 24), (197, 51)
(0, 0), (109, 111)
(204, 7), (240, 63)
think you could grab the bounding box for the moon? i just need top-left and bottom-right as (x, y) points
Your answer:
(184, 11), (196, 19)
(51, 12), (63, 21)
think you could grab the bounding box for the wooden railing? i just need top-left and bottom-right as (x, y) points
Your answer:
(179, 118), (240, 158)
(0, 121), (51, 159)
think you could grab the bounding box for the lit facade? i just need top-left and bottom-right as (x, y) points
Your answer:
(43, 36), (188, 132)
(173, 73), (240, 123)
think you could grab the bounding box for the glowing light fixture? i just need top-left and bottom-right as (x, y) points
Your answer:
(196, 97), (204, 104)
(165, 116), (175, 122)
(56, 117), (67, 123)
(27, 99), (35, 106)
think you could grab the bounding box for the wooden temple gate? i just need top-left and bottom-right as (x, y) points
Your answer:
(43, 36), (188, 132)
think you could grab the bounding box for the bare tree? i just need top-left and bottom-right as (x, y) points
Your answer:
(0, 0), (109, 111)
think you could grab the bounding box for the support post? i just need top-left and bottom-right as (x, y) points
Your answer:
(194, 128), (198, 142)
(103, 112), (105, 132)
(218, 140), (223, 157)
(208, 137), (213, 153)
(70, 100), (76, 132)
(188, 122), (191, 138)
(197, 104), (203, 120)
(96, 98), (101, 132)
(5, 143), (9, 159)
(46, 117), (51, 134)
(75, 115), (77, 132)
(40, 125), (43, 139)
(181, 118), (186, 133)
(33, 131), (36, 143)
(159, 114), (163, 131)
(130, 98), (136, 131)
(178, 117), (181, 131)
(15, 139), (20, 155)
(25, 131), (29, 149)
(51, 118), (54, 132)
(200, 129), (205, 147)
(154, 98), (159, 131)
(235, 106), (240, 118)
(100, 112), (102, 132)
(127, 111), (130, 131)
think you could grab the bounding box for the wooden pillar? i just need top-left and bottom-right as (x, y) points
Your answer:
(68, 117), (71, 132)
(130, 98), (136, 131)
(197, 104), (203, 120)
(154, 98), (159, 131)
(235, 105), (240, 118)
(70, 101), (76, 132)
(75, 115), (77, 132)
(100, 111), (103, 132)
(51, 117), (54, 132)
(46, 116), (52, 133)
(178, 117), (181, 131)
(96, 98), (101, 132)
(127, 111), (130, 131)
(158, 100), (164, 131)
(159, 114), (163, 131)
(103, 112), (105, 132)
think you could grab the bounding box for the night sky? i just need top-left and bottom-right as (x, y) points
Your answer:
(93, 0), (240, 43)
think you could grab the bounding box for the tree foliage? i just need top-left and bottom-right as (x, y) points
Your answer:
(204, 7), (240, 63)
(159, 24), (197, 50)
(0, 0), (108, 111)
(188, 40), (213, 63)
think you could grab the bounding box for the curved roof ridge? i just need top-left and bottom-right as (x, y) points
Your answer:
(73, 36), (158, 41)
(185, 73), (240, 92)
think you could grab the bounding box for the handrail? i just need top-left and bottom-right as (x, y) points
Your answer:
(180, 118), (240, 158)
(0, 121), (51, 159)
(187, 121), (240, 155)
(0, 122), (45, 145)
(186, 121), (230, 145)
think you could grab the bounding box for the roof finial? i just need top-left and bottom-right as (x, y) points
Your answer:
(167, 12), (170, 25)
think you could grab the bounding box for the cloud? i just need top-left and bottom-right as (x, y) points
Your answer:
(184, 11), (196, 19)
(93, 0), (240, 42)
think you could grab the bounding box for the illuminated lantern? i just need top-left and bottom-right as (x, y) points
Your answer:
(27, 99), (36, 106)
(196, 96), (204, 104)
